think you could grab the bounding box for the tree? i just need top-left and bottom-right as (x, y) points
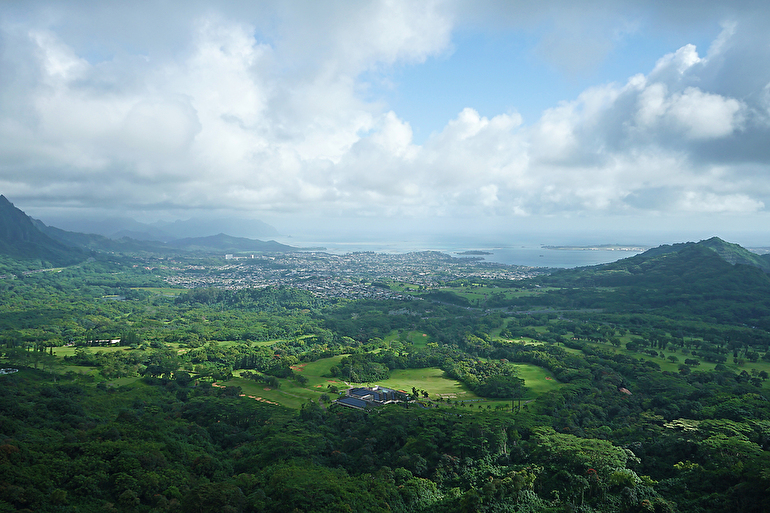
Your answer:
(182, 483), (246, 513)
(477, 375), (527, 399)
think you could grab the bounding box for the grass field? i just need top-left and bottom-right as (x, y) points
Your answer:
(388, 282), (421, 292)
(213, 337), (312, 348)
(53, 345), (129, 357)
(292, 354), (349, 390)
(225, 377), (322, 409)
(105, 376), (143, 387)
(383, 329), (431, 347)
(406, 331), (430, 347)
(375, 368), (479, 399)
(222, 352), (566, 409)
(494, 337), (544, 346)
(440, 286), (562, 302)
(512, 363), (564, 396)
(225, 354), (350, 409)
(58, 365), (101, 376)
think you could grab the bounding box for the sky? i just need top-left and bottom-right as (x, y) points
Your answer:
(2, 0), (770, 245)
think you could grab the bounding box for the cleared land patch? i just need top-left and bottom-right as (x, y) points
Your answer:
(53, 345), (128, 357)
(224, 353), (565, 409)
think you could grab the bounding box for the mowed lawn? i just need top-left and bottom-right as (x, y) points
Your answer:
(375, 368), (479, 400)
(358, 363), (563, 402)
(512, 363), (563, 396)
(406, 331), (430, 347)
(53, 345), (129, 357)
(224, 354), (349, 409)
(294, 354), (349, 390)
(224, 377), (320, 409)
(222, 352), (565, 409)
(384, 329), (431, 347)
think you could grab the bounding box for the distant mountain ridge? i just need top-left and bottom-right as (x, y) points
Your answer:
(41, 214), (279, 242)
(541, 237), (770, 285)
(0, 195), (86, 265)
(166, 233), (295, 253)
(534, 236), (770, 328)
(151, 217), (279, 241)
(0, 195), (298, 262)
(639, 236), (770, 273)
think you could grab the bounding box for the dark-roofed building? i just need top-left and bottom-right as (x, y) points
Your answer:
(335, 385), (403, 409)
(336, 397), (369, 410)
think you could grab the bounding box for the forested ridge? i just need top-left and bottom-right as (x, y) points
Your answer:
(1, 238), (770, 512)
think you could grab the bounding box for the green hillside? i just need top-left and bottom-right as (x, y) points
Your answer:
(166, 233), (297, 253)
(0, 195), (85, 266)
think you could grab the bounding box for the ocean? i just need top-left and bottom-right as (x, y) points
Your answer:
(281, 238), (642, 269)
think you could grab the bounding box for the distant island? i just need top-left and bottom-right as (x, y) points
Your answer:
(543, 244), (650, 252)
(456, 250), (492, 255)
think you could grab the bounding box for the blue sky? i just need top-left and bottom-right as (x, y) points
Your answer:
(386, 26), (722, 142)
(2, 1), (770, 244)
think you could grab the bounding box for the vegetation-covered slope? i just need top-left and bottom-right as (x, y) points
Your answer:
(527, 239), (770, 328)
(0, 195), (85, 265)
(2, 238), (770, 512)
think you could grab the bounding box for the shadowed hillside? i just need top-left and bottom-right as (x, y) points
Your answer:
(528, 238), (770, 328)
(0, 195), (85, 265)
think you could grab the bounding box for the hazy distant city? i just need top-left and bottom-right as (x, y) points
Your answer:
(160, 250), (544, 300)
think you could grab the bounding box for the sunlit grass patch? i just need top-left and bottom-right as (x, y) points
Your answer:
(53, 345), (128, 357)
(225, 354), (566, 409)
(512, 364), (563, 396)
(224, 376), (323, 409)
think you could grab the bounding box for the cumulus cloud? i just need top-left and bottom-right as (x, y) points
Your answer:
(634, 84), (744, 139)
(1, 0), (770, 225)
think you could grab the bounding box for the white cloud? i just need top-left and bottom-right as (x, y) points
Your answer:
(667, 87), (743, 139)
(1, 0), (770, 226)
(30, 29), (88, 82)
(119, 97), (201, 156)
(676, 191), (764, 213)
(634, 83), (744, 139)
(649, 44), (702, 82)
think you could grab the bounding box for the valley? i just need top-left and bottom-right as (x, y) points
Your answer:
(1, 197), (770, 512)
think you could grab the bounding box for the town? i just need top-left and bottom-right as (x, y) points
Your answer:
(161, 250), (545, 299)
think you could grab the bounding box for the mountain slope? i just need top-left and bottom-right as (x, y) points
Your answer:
(698, 236), (770, 272)
(42, 214), (280, 241)
(533, 238), (770, 328)
(634, 236), (770, 272)
(33, 220), (171, 253)
(152, 217), (279, 240)
(0, 195), (85, 265)
(166, 233), (296, 253)
(541, 237), (770, 285)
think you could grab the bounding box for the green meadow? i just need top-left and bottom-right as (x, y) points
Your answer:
(53, 345), (128, 357)
(383, 329), (431, 347)
(440, 285), (562, 302)
(223, 354), (564, 409)
(375, 368), (478, 399)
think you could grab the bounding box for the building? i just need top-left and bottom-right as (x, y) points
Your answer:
(335, 385), (403, 410)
